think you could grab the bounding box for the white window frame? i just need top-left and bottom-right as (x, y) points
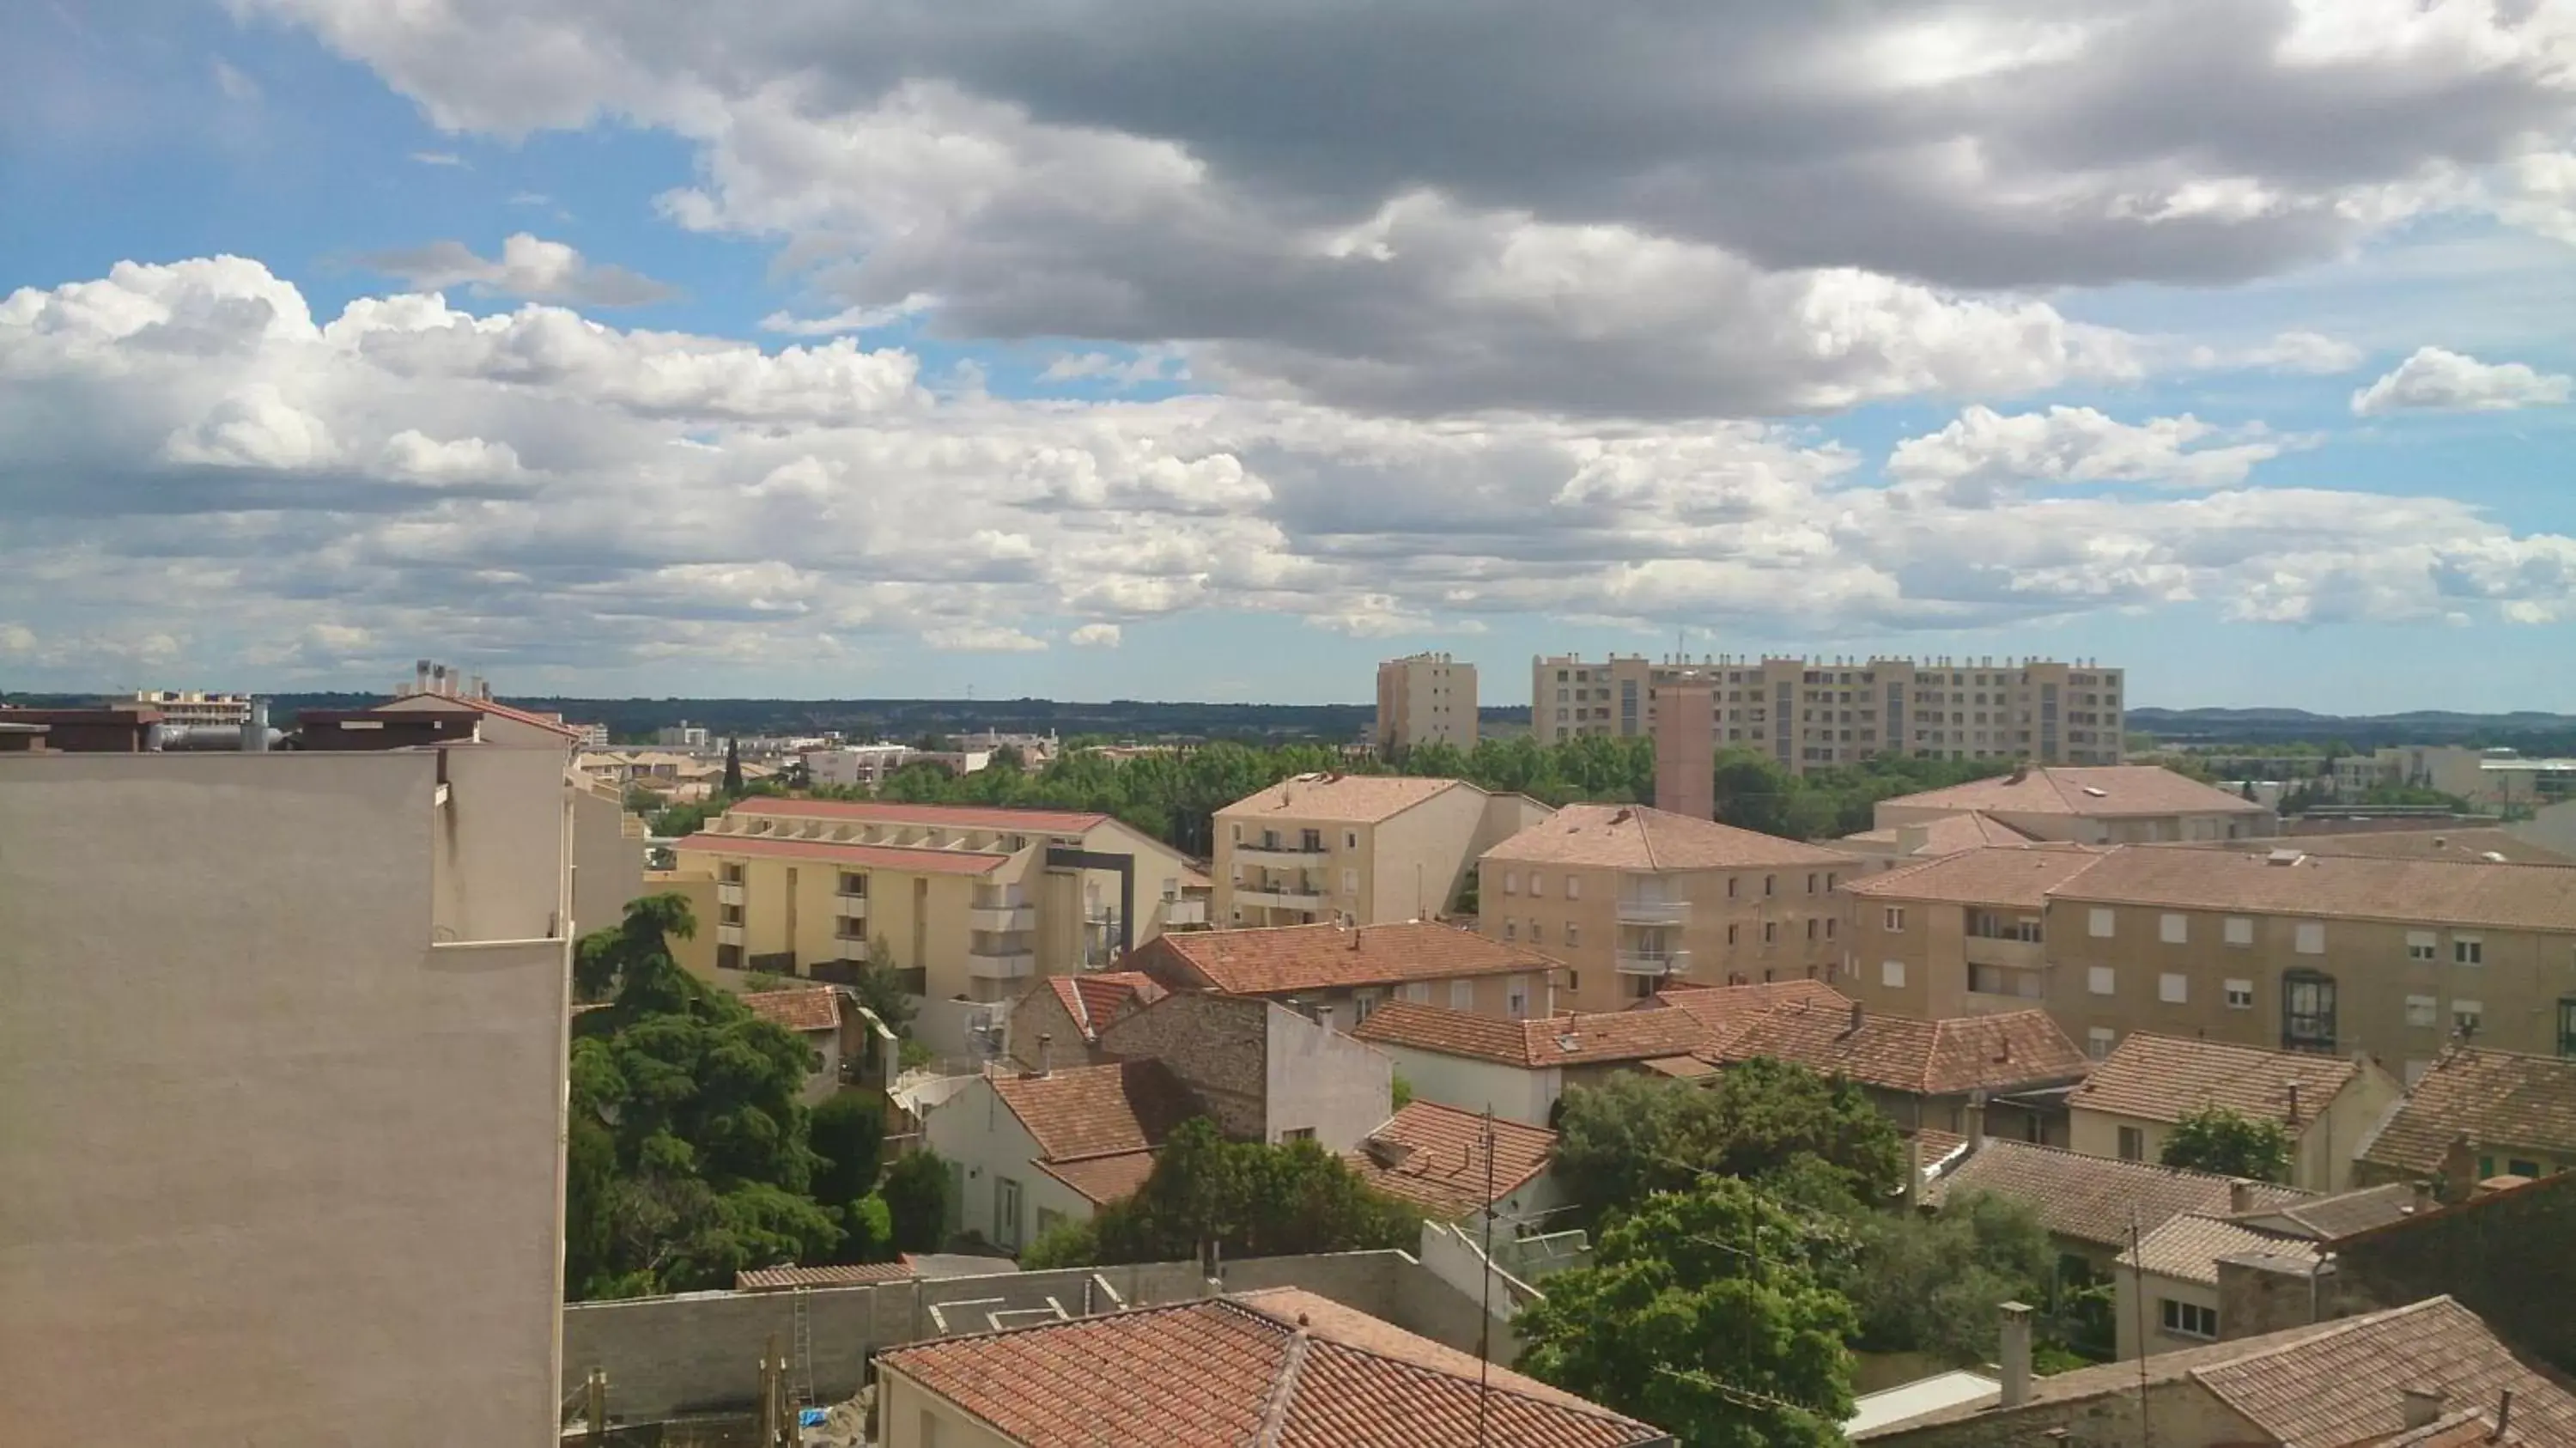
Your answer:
(1449, 980), (1474, 1011)
(1403, 982), (1432, 1005)
(1504, 872), (1520, 896)
(2454, 936), (2483, 966)
(1565, 923), (1580, 947)
(2224, 916), (2253, 947)
(2089, 908), (2116, 939)
(2225, 979), (2254, 1010)
(1503, 919), (1518, 941)
(1884, 907), (1905, 932)
(1528, 873), (1546, 897)
(2160, 913), (2188, 945)
(2405, 995), (2437, 1028)
(2452, 1000), (2483, 1032)
(1564, 875), (1581, 900)
(2087, 1027), (2116, 1061)
(1880, 959), (1905, 989)
(2160, 1299), (2217, 1340)
(2159, 972), (2188, 1004)
(2088, 966), (2117, 996)
(1506, 976), (1530, 1019)
(2407, 931), (2437, 962)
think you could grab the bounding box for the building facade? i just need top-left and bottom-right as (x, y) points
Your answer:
(1120, 919), (1563, 1030)
(1213, 774), (1548, 929)
(111, 688), (252, 727)
(1531, 653), (2124, 773)
(1870, 765), (2276, 845)
(1374, 651), (1478, 752)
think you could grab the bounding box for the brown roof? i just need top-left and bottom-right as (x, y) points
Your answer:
(1481, 803), (1855, 870)
(726, 795), (1112, 834)
(1344, 1102), (1557, 1218)
(1716, 1002), (2091, 1098)
(1351, 1000), (1709, 1068)
(2072, 1031), (2369, 1132)
(2164, 827), (2573, 867)
(989, 1060), (1200, 1161)
(2233, 1182), (2422, 1241)
(1217, 774), (1473, 824)
(1838, 811), (2044, 855)
(1647, 978), (1851, 1054)
(1230, 1288), (1595, 1411)
(2119, 1213), (2320, 1286)
(1925, 1139), (2309, 1250)
(380, 691), (588, 740)
(1879, 764), (2271, 819)
(1134, 921), (1561, 996)
(2357, 1047), (2576, 1177)
(878, 1295), (1665, 1447)
(1045, 970), (1167, 1042)
(2048, 848), (2576, 932)
(673, 831), (1009, 876)
(2343, 1408), (2526, 1446)
(1840, 843), (2112, 906)
(1033, 1148), (1161, 1206)
(738, 984), (843, 1035)
(735, 1261), (916, 1292)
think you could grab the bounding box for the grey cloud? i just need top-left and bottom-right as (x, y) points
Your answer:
(357, 234), (677, 307)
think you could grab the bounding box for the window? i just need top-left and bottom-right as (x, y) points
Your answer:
(1728, 877), (1739, 899)
(2283, 970), (2337, 1052)
(1566, 970), (1580, 993)
(720, 862), (744, 884)
(1807, 873), (1819, 894)
(1885, 907), (1906, 932)
(1230, 823), (1242, 844)
(2225, 916), (2254, 947)
(1529, 922), (1544, 946)
(1346, 830), (1358, 849)
(1806, 918), (1819, 940)
(1340, 867), (1358, 897)
(2561, 997), (2576, 1059)
(2088, 966), (2116, 996)
(1764, 875), (1776, 897)
(2510, 1158), (2542, 1178)
(2160, 972), (2188, 1004)
(2160, 913), (2188, 945)
(1727, 924), (1739, 946)
(2160, 1299), (2218, 1340)
(1507, 976), (1530, 1019)
(1762, 922), (1777, 945)
(835, 916), (865, 940)
(715, 943), (744, 971)
(2088, 908), (2116, 939)
(1036, 1207), (1065, 1240)
(1881, 959), (1905, 989)
(2407, 931), (2437, 962)
(2454, 936), (2484, 966)
(720, 903), (744, 926)
(1352, 993), (1379, 1024)
(2117, 1126), (2146, 1161)
(2295, 922), (2325, 955)
(1504, 872), (1520, 896)
(1825, 918), (1837, 941)
(2406, 995), (2438, 1028)
(2087, 1027), (2116, 1060)
(838, 872), (866, 896)
(1564, 875), (1581, 900)
(1529, 873), (1546, 897)
(2452, 1000), (2483, 1034)
(1826, 873), (1838, 891)
(1503, 920), (1518, 941)
(994, 1177), (1023, 1250)
(2225, 978), (2254, 1009)
(1280, 1127), (1315, 1142)
(1403, 982), (1431, 1004)
(1450, 980), (1474, 1011)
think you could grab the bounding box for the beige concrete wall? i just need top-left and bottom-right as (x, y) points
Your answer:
(1836, 896), (1961, 1018)
(0, 752), (570, 1447)
(1370, 1046), (1559, 1125)
(2069, 1062), (2403, 1191)
(2116, 1265), (2224, 1361)
(571, 782), (645, 939)
(882, 1372), (1019, 1448)
(1265, 1007), (1395, 1150)
(647, 870), (721, 977)
(434, 744), (575, 942)
(1369, 784), (1491, 923)
(1485, 857), (1847, 1014)
(919, 1077), (1097, 1250)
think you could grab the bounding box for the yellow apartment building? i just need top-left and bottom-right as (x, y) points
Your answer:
(1212, 773), (1550, 928)
(665, 798), (1197, 1003)
(1476, 802), (1861, 1012)
(1374, 651), (1478, 751)
(1530, 652), (2124, 772)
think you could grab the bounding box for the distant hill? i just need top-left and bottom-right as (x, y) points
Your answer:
(2129, 706), (2576, 751)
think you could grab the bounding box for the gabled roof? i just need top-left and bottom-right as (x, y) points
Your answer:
(736, 1260), (915, 1292)
(1217, 774), (1473, 824)
(2072, 1031), (2371, 1133)
(1351, 1001), (1708, 1069)
(1839, 844), (2111, 907)
(378, 690), (588, 740)
(738, 984), (843, 1035)
(1044, 970), (1168, 1043)
(1133, 921), (1561, 996)
(1344, 1102), (1557, 1219)
(726, 795), (1113, 835)
(1877, 764), (2270, 818)
(1033, 1148), (1161, 1206)
(2232, 1181), (2421, 1241)
(2160, 826), (2573, 867)
(1924, 1138), (2309, 1250)
(2357, 1047), (2576, 1177)
(671, 831), (1011, 876)
(1647, 979), (1852, 1055)
(2047, 849), (2576, 932)
(2119, 1212), (2320, 1286)
(875, 1294), (1667, 1448)
(1837, 811), (2044, 856)
(1716, 1002), (2091, 1098)
(1480, 802), (1856, 870)
(988, 1060), (1200, 1162)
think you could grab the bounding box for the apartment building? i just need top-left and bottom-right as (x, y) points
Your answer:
(1871, 764), (2277, 844)
(803, 741), (918, 789)
(1477, 802), (1860, 1012)
(0, 745), (578, 1445)
(1530, 652), (2125, 773)
(1845, 843), (2576, 1076)
(109, 688), (252, 727)
(665, 798), (1198, 1003)
(1121, 919), (1563, 1028)
(2337, 744), (2576, 809)
(1374, 651), (1478, 751)
(2068, 1033), (2403, 1191)
(1212, 773), (1548, 928)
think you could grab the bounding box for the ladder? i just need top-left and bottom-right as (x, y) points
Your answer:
(791, 1287), (815, 1411)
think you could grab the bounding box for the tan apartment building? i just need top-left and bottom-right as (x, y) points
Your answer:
(0, 744), (579, 1446)
(109, 687), (252, 727)
(1212, 773), (1548, 928)
(1374, 651), (1478, 751)
(665, 798), (1198, 1003)
(2068, 1032), (2403, 1191)
(1530, 652), (2124, 773)
(1120, 919), (1564, 1030)
(1840, 845), (2118, 1024)
(1871, 764), (2276, 844)
(1477, 802), (1861, 1012)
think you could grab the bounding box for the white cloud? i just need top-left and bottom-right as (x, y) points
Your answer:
(377, 430), (526, 483)
(1066, 623), (1123, 648)
(409, 150), (468, 168)
(1887, 406), (2287, 506)
(2351, 346), (2573, 415)
(211, 59), (261, 104)
(922, 624), (1048, 652)
(359, 233), (677, 307)
(161, 386), (339, 469)
(2240, 331), (2366, 374)
(759, 295), (937, 336)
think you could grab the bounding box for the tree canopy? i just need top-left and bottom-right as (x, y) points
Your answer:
(1836, 1190), (2055, 1365)
(1551, 1061), (1905, 1228)
(1018, 1118), (1419, 1269)
(2160, 1105), (2293, 1183)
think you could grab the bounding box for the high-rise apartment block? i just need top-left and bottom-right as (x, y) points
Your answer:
(1375, 652), (1478, 751)
(1531, 653), (2125, 774)
(110, 689), (252, 728)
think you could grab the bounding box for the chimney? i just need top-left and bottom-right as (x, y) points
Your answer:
(2286, 1080), (2301, 1128)
(1965, 1092), (1988, 1153)
(2411, 1179), (2436, 1214)
(1846, 1000), (1865, 1036)
(1905, 1135), (1924, 1208)
(414, 659), (432, 696)
(1895, 823), (1929, 855)
(1997, 1302), (2033, 1408)
(2442, 1133), (2477, 1202)
(2230, 1178), (2256, 1214)
(1037, 1033), (1053, 1074)
(2401, 1388), (2446, 1431)
(2496, 1388), (2515, 1439)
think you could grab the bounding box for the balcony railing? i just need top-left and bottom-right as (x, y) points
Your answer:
(716, 923), (744, 947)
(1615, 898), (1692, 926)
(1163, 898), (1207, 926)
(1235, 888), (1324, 910)
(835, 894), (868, 921)
(717, 881), (745, 906)
(968, 947), (1037, 981)
(1616, 949), (1692, 976)
(1962, 935), (2043, 970)
(969, 903), (1036, 932)
(1240, 839), (1329, 865)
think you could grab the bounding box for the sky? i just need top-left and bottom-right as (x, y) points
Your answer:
(3, 2), (2574, 713)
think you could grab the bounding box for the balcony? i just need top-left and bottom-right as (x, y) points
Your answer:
(835, 893), (868, 922)
(1962, 934), (2044, 970)
(968, 946), (1037, 981)
(1616, 949), (1692, 976)
(969, 903), (1036, 932)
(1236, 888), (1325, 911)
(1239, 838), (1329, 867)
(716, 923), (744, 948)
(1163, 897), (1207, 927)
(1615, 898), (1692, 927)
(717, 881), (745, 906)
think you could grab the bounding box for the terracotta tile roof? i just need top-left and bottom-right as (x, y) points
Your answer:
(2344, 1407), (2526, 1446)
(877, 1295), (1666, 1447)
(1838, 811), (2044, 855)
(1217, 774), (1473, 824)
(1909, 1129), (1967, 1166)
(2194, 1297), (2576, 1447)
(1840, 843), (2112, 906)
(1647, 978), (1852, 1054)
(1344, 1102), (1557, 1218)
(1924, 1139), (2311, 1250)
(734, 1261), (915, 1292)
(738, 984), (844, 1035)
(2072, 1031), (2368, 1132)
(2164, 827), (2573, 867)
(990, 1060), (1200, 1161)
(1351, 1000), (1709, 1068)
(1033, 1147), (1161, 1206)
(2232, 1182), (2423, 1241)
(1716, 1002), (2091, 1097)
(1638, 1054), (1718, 1080)
(2048, 848), (2576, 932)
(1481, 803), (1856, 870)
(1138, 922), (1562, 996)
(726, 796), (1112, 834)
(2357, 1047), (2576, 1177)
(1229, 1288), (1592, 1411)
(671, 830), (1011, 876)
(1879, 764), (2270, 819)
(2119, 1212), (2319, 1286)
(382, 691), (587, 739)
(1046, 970), (1168, 1042)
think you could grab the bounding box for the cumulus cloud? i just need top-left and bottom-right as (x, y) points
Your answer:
(2351, 346), (2573, 415)
(1887, 406), (2290, 506)
(359, 233), (677, 307)
(1066, 623), (1122, 648)
(922, 624), (1048, 652)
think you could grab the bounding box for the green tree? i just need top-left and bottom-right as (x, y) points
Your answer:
(1552, 1061), (1903, 1228)
(721, 737), (744, 795)
(2160, 1105), (2293, 1183)
(883, 1150), (953, 1254)
(1032, 1119), (1419, 1267)
(1839, 1191), (2054, 1365)
(1516, 1180), (1856, 1447)
(847, 934), (918, 1036)
(648, 799), (718, 839)
(809, 1093), (887, 1208)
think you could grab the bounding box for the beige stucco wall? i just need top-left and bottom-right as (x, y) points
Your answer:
(2069, 1061), (2400, 1192)
(1369, 1047), (1561, 1126)
(0, 751), (571, 1446)
(1482, 856), (1849, 1015)
(919, 1077), (1101, 1250)
(2116, 1265), (2226, 1361)
(570, 782), (645, 939)
(879, 1369), (1023, 1448)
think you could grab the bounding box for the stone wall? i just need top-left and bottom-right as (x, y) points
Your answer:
(1098, 992), (1272, 1140)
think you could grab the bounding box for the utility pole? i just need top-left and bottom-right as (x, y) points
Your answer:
(1477, 1105), (1497, 1448)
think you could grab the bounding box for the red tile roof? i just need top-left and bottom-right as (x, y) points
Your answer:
(1648, 979), (1852, 1054)
(1715, 1001), (2091, 1097)
(1481, 803), (1857, 870)
(1344, 1102), (1558, 1219)
(2073, 1032), (2371, 1132)
(1217, 774), (1475, 824)
(2048, 848), (2576, 932)
(877, 1295), (1667, 1447)
(1033, 1148), (1161, 1206)
(726, 796), (1114, 834)
(2356, 1046), (2576, 1178)
(1047, 970), (1167, 1043)
(1925, 1138), (2311, 1250)
(738, 984), (844, 1035)
(1839, 844), (2113, 906)
(2194, 1297), (2576, 1446)
(1134, 921), (1562, 996)
(672, 830), (1010, 876)
(1838, 811), (2045, 855)
(1351, 1001), (1710, 1068)
(1879, 764), (2270, 819)
(735, 1261), (915, 1292)
(990, 1060), (1200, 1161)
